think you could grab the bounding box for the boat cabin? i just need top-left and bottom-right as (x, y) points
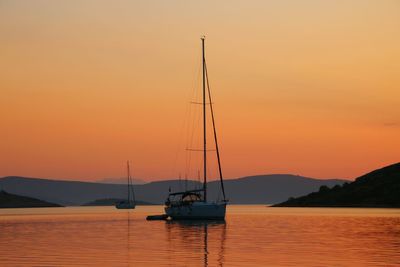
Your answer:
(165, 189), (204, 207)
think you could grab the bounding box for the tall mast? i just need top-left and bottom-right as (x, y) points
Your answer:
(202, 36), (207, 202)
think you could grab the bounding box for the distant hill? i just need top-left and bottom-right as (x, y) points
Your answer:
(207, 175), (346, 204)
(0, 175), (346, 205)
(82, 198), (155, 206)
(0, 190), (62, 208)
(274, 163), (400, 207)
(96, 177), (146, 185)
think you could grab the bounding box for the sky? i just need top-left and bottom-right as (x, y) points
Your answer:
(0, 0), (399, 182)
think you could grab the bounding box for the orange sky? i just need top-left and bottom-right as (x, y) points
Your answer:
(1, 1), (399, 181)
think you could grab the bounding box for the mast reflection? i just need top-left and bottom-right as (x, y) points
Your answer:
(165, 220), (226, 267)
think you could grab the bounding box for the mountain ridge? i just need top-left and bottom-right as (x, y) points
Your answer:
(0, 174), (346, 205)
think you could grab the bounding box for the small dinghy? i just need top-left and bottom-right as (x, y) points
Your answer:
(146, 214), (169, 221)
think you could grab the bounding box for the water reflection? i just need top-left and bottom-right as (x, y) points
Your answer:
(165, 220), (226, 267)
(1, 206), (400, 266)
(127, 212), (131, 267)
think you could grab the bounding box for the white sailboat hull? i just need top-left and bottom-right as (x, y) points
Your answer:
(165, 202), (226, 220)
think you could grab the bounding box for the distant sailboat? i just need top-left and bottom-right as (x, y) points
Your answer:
(164, 37), (227, 220)
(116, 161), (136, 209)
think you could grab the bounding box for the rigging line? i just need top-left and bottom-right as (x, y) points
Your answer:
(172, 80), (198, 178)
(184, 57), (202, 179)
(184, 99), (194, 177)
(186, 94), (199, 179)
(131, 164), (136, 203)
(184, 103), (193, 178)
(171, 102), (189, 179)
(173, 51), (202, 180)
(184, 173), (188, 191)
(191, 47), (202, 101)
(187, 95), (202, 180)
(127, 161), (130, 202)
(179, 173), (182, 192)
(187, 91), (202, 180)
(188, 61), (202, 165)
(205, 59), (226, 201)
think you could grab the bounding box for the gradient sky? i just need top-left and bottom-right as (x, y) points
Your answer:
(1, 0), (399, 181)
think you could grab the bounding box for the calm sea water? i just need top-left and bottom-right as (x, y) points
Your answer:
(0, 205), (399, 266)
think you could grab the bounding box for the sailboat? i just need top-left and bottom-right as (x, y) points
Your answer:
(116, 161), (136, 209)
(164, 37), (227, 220)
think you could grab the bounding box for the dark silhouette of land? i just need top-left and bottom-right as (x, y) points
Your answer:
(0, 175), (346, 205)
(0, 190), (62, 208)
(274, 162), (400, 207)
(96, 177), (146, 185)
(82, 198), (155, 206)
